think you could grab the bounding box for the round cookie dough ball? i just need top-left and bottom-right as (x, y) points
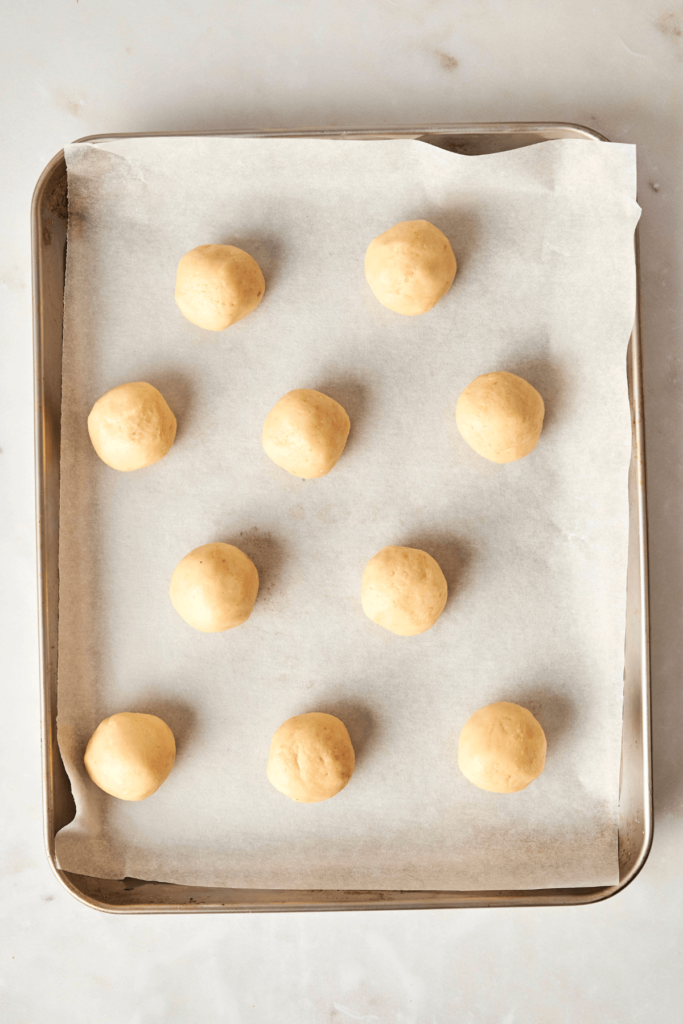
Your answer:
(175, 244), (265, 331)
(362, 545), (448, 636)
(267, 712), (355, 803)
(458, 702), (547, 793)
(84, 712), (176, 801)
(87, 382), (177, 472)
(365, 219), (457, 316)
(262, 389), (351, 479)
(169, 542), (259, 633)
(456, 371), (545, 463)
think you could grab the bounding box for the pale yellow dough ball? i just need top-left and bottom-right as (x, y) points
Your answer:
(84, 712), (176, 801)
(458, 702), (547, 793)
(456, 371), (545, 463)
(262, 389), (351, 479)
(267, 712), (355, 803)
(362, 545), (448, 636)
(365, 219), (457, 316)
(175, 244), (265, 331)
(169, 542), (259, 633)
(87, 382), (177, 472)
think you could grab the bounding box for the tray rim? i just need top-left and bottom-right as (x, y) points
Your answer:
(32, 121), (652, 913)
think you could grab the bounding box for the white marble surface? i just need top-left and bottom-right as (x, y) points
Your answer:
(1, 1), (682, 1020)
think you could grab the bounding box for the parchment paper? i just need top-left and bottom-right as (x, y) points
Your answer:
(55, 137), (640, 890)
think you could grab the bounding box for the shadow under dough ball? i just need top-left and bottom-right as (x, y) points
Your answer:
(175, 244), (265, 331)
(456, 371), (545, 463)
(267, 712), (356, 803)
(458, 702), (547, 793)
(362, 545), (448, 636)
(364, 219), (457, 315)
(84, 712), (176, 801)
(262, 389), (351, 478)
(87, 381), (177, 471)
(169, 542), (259, 632)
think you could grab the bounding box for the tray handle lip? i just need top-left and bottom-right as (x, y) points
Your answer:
(32, 146), (68, 883)
(67, 120), (609, 146)
(32, 119), (652, 912)
(41, 870), (646, 914)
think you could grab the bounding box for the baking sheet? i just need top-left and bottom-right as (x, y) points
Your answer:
(55, 137), (640, 890)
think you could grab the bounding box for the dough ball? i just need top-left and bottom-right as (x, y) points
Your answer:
(169, 542), (259, 633)
(267, 712), (355, 803)
(87, 382), (177, 472)
(456, 371), (545, 463)
(365, 219), (457, 316)
(175, 244), (265, 331)
(458, 702), (547, 793)
(262, 389), (351, 479)
(362, 545), (448, 636)
(84, 712), (176, 801)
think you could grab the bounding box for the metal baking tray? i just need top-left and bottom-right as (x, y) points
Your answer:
(32, 122), (652, 913)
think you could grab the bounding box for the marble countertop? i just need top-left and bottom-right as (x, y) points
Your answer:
(1, 1), (681, 1020)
